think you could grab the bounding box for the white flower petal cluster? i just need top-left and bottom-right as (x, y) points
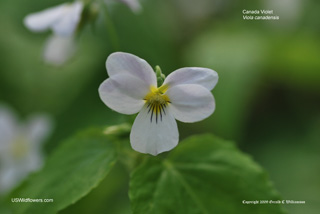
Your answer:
(23, 1), (83, 65)
(99, 52), (218, 155)
(0, 105), (53, 195)
(23, 1), (142, 65)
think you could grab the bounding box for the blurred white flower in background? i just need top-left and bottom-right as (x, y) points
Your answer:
(24, 1), (84, 66)
(99, 52), (218, 156)
(23, 0), (142, 65)
(0, 105), (53, 195)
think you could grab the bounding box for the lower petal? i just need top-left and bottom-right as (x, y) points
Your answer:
(166, 84), (215, 123)
(130, 105), (179, 156)
(0, 166), (20, 194)
(43, 35), (76, 66)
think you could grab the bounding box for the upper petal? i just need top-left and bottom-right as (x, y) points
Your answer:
(166, 84), (215, 123)
(130, 105), (179, 156)
(24, 3), (68, 33)
(51, 1), (83, 36)
(99, 73), (150, 115)
(163, 67), (218, 90)
(23, 2), (83, 36)
(106, 52), (157, 87)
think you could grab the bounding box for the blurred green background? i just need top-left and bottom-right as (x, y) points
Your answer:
(0, 0), (319, 213)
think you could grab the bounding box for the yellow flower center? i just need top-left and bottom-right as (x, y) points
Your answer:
(144, 84), (170, 123)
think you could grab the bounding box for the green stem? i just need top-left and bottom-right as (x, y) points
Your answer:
(104, 123), (139, 172)
(101, 2), (120, 51)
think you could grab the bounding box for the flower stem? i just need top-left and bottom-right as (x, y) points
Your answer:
(101, 2), (120, 51)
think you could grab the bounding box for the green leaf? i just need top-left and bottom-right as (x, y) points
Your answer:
(59, 163), (131, 214)
(129, 134), (286, 214)
(10, 128), (117, 214)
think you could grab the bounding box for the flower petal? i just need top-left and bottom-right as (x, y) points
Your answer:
(26, 114), (53, 146)
(24, 4), (66, 33)
(99, 74), (150, 114)
(0, 166), (20, 195)
(163, 67), (218, 90)
(51, 2), (83, 36)
(130, 105), (179, 156)
(43, 35), (76, 66)
(106, 52), (157, 86)
(23, 2), (83, 36)
(166, 84), (215, 123)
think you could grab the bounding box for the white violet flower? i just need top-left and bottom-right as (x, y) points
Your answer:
(99, 52), (218, 155)
(23, 1), (83, 65)
(0, 105), (53, 195)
